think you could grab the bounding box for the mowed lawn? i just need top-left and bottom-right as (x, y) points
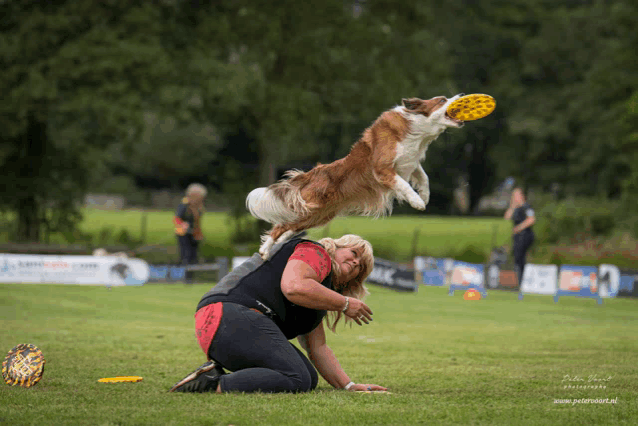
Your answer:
(74, 209), (512, 260)
(1, 283), (637, 425)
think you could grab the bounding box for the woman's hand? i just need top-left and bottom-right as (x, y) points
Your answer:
(347, 383), (388, 392)
(344, 298), (373, 326)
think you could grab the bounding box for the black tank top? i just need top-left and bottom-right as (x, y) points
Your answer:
(197, 238), (334, 339)
(511, 202), (535, 238)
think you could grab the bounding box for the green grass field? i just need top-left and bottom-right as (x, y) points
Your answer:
(2, 282), (637, 425)
(73, 209), (512, 261)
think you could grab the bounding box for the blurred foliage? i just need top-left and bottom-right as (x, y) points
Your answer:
(535, 197), (620, 244)
(1, 0), (637, 243)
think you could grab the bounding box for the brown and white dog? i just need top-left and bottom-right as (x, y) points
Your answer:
(247, 94), (466, 258)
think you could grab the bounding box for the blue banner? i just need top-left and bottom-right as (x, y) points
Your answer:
(416, 257), (449, 286)
(619, 269), (638, 298)
(149, 265), (186, 282)
(555, 265), (601, 304)
(448, 261), (487, 297)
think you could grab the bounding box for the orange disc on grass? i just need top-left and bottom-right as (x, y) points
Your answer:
(463, 289), (482, 300)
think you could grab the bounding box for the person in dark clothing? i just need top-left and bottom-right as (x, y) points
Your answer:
(174, 183), (207, 283)
(169, 234), (388, 394)
(504, 188), (536, 285)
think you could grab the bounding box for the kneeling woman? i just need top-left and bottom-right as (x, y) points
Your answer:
(170, 234), (387, 393)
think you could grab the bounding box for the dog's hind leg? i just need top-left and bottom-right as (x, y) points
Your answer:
(259, 235), (275, 260)
(393, 174), (426, 210)
(260, 225), (289, 260)
(275, 230), (295, 244)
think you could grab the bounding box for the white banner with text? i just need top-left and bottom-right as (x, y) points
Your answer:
(0, 254), (149, 286)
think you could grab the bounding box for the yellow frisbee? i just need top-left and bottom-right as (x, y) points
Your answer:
(447, 94), (496, 121)
(98, 376), (143, 383)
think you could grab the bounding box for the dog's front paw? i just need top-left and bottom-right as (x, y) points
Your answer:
(408, 196), (426, 211)
(419, 190), (430, 206)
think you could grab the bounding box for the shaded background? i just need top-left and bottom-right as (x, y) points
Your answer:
(1, 0), (637, 246)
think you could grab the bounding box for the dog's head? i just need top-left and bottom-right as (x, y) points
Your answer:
(401, 94), (465, 128)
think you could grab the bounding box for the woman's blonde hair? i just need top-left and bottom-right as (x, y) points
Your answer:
(318, 234), (374, 332)
(186, 183), (208, 199)
(185, 183), (207, 221)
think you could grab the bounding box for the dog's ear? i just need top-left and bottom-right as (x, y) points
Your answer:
(402, 98), (423, 111)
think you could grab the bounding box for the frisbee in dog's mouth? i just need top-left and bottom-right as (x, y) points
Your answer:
(446, 94), (496, 121)
(445, 111), (465, 124)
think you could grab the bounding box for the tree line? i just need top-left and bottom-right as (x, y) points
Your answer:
(1, 0), (636, 242)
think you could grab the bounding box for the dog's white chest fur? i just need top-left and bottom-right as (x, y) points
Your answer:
(392, 110), (444, 179)
(394, 138), (428, 178)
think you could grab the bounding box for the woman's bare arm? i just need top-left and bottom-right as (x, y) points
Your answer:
(298, 323), (387, 392)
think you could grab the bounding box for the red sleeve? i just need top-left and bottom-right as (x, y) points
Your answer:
(289, 242), (332, 282)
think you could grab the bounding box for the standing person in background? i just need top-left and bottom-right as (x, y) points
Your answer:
(174, 183), (207, 283)
(504, 187), (536, 286)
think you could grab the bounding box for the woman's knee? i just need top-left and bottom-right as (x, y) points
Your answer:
(279, 361), (317, 393)
(289, 345), (317, 392)
(308, 365), (318, 391)
(298, 367), (317, 392)
(285, 367), (313, 393)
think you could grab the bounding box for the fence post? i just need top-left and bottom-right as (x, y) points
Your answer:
(491, 224), (499, 248)
(218, 257), (229, 281)
(141, 212), (148, 245)
(410, 227), (421, 260)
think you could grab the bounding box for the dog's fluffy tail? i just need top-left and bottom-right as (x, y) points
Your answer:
(246, 182), (306, 225)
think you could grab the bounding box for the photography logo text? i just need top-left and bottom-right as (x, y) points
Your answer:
(561, 374), (613, 390)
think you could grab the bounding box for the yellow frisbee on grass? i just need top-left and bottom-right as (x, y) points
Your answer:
(447, 94), (496, 121)
(98, 376), (144, 383)
(2, 343), (46, 387)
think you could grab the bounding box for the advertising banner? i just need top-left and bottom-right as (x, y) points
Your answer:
(0, 254), (149, 286)
(555, 265), (601, 304)
(486, 264), (519, 291)
(414, 256), (453, 286)
(618, 269), (638, 298)
(367, 257), (418, 292)
(149, 265), (186, 282)
(597, 264), (620, 298)
(448, 261), (486, 297)
(519, 264), (558, 299)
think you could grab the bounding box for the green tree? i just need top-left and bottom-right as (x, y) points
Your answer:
(184, 1), (454, 185)
(107, 119), (224, 189)
(486, 0), (637, 197)
(612, 1), (638, 211)
(0, 1), (213, 241)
